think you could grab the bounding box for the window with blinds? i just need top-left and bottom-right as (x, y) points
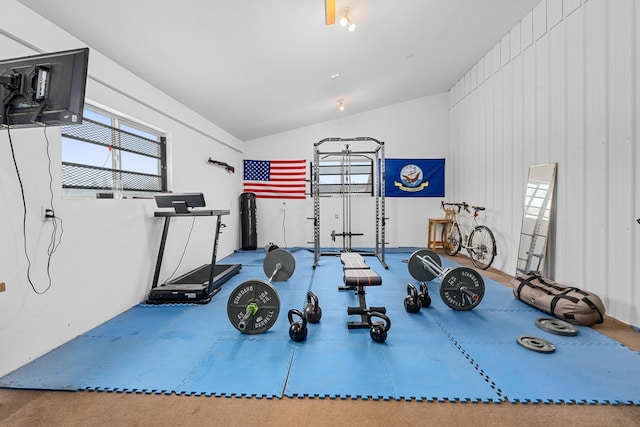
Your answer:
(314, 159), (373, 196)
(60, 107), (166, 198)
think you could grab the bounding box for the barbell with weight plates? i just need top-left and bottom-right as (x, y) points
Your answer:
(226, 246), (296, 334)
(406, 248), (485, 311)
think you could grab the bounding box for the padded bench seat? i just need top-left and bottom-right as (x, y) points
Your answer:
(340, 252), (369, 269)
(343, 268), (383, 287)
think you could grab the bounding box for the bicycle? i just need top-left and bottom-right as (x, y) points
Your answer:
(441, 202), (496, 270)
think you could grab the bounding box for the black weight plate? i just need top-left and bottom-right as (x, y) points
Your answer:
(407, 249), (441, 282)
(516, 335), (556, 353)
(535, 317), (579, 336)
(263, 248), (296, 282)
(227, 279), (281, 334)
(439, 267), (484, 311)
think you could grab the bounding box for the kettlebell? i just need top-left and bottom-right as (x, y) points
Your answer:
(265, 242), (279, 254)
(304, 291), (322, 324)
(419, 283), (431, 308)
(404, 284), (422, 313)
(288, 309), (307, 342)
(367, 311), (391, 343)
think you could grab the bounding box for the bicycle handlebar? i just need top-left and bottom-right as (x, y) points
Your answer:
(441, 202), (486, 213)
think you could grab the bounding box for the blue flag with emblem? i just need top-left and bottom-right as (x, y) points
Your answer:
(382, 158), (445, 197)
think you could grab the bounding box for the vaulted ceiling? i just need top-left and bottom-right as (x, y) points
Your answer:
(20, 0), (540, 141)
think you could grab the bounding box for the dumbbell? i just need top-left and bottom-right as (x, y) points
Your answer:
(407, 249), (485, 311)
(227, 246), (296, 334)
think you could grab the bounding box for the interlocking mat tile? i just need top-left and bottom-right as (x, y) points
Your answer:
(2, 249), (639, 404)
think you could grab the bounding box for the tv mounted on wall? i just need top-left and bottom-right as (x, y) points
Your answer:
(0, 47), (89, 128)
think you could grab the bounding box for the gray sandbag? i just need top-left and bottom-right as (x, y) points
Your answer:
(511, 273), (605, 326)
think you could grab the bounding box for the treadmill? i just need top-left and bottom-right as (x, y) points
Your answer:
(146, 192), (241, 304)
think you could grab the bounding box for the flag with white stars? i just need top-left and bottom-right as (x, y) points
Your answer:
(243, 159), (307, 199)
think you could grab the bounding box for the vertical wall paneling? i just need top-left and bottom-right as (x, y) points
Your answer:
(533, 1), (548, 41)
(562, 8), (583, 285)
(492, 43), (501, 75)
(484, 73), (495, 211)
(522, 11), (534, 49)
(535, 35), (550, 163)
(607, 0), (634, 321)
(477, 57), (486, 85)
(564, 0), (581, 18)
(540, 12), (568, 277)
(522, 46), (537, 164)
(511, 23), (522, 59)
(500, 61), (514, 268)
(449, 0), (639, 326)
(501, 34), (511, 67)
(511, 53), (526, 262)
(629, 3), (640, 326)
(583, 0), (608, 303)
(471, 64), (478, 91)
(548, 0), (563, 29)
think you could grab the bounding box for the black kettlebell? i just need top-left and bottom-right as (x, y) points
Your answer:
(367, 311), (391, 343)
(288, 309), (307, 342)
(404, 284), (422, 313)
(304, 291), (322, 324)
(419, 283), (431, 308)
(265, 242), (279, 254)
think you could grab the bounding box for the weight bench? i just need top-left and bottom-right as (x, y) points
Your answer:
(339, 253), (386, 329)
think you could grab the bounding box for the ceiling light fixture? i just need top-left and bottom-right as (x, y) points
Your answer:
(339, 8), (356, 32)
(337, 99), (345, 112)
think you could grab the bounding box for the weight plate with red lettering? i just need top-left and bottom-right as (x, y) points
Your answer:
(439, 267), (485, 311)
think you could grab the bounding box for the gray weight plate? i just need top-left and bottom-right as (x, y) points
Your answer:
(227, 279), (281, 334)
(535, 317), (579, 336)
(407, 249), (441, 282)
(439, 267), (484, 311)
(516, 335), (556, 353)
(263, 248), (296, 282)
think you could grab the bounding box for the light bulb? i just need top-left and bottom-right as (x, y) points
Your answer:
(340, 16), (348, 27)
(339, 103), (345, 111)
(348, 22), (356, 32)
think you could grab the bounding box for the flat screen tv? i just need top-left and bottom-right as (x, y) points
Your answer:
(154, 193), (206, 213)
(0, 48), (89, 128)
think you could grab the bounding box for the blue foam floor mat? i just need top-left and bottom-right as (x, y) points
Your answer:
(2, 248), (639, 404)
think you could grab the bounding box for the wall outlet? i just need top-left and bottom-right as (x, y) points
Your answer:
(42, 207), (54, 221)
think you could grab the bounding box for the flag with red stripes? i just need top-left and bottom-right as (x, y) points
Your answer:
(243, 159), (307, 199)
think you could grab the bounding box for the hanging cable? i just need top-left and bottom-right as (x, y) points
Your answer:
(6, 118), (54, 294)
(162, 216), (197, 283)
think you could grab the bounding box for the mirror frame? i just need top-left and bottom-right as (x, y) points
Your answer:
(516, 162), (557, 276)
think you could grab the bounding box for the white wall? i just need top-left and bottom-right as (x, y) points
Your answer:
(449, 0), (639, 327)
(0, 1), (243, 377)
(244, 94), (450, 251)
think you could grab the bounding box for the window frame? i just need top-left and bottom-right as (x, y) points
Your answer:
(60, 104), (167, 199)
(313, 156), (374, 197)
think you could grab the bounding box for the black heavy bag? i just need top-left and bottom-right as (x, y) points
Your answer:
(240, 192), (257, 250)
(511, 273), (605, 326)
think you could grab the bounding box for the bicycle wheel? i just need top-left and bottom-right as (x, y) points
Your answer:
(468, 225), (496, 270)
(442, 222), (461, 256)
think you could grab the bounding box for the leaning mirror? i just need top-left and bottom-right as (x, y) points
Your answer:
(516, 162), (557, 276)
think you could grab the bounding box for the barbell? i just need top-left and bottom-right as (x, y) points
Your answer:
(406, 249), (485, 311)
(226, 244), (296, 334)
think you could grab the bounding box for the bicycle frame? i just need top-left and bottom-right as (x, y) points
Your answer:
(442, 202), (480, 247)
(441, 201), (496, 270)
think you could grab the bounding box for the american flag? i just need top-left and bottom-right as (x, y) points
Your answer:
(243, 159), (307, 199)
